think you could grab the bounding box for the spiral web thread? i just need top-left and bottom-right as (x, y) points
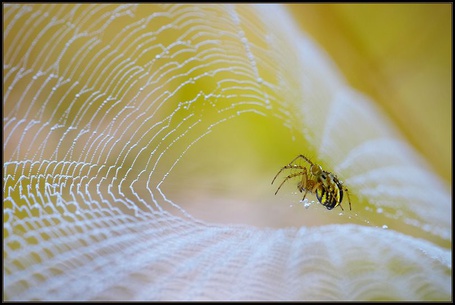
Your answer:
(3, 4), (451, 300)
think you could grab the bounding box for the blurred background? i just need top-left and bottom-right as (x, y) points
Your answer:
(287, 4), (451, 186)
(4, 5), (451, 300)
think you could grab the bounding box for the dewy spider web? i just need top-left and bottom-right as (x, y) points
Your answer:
(3, 4), (451, 301)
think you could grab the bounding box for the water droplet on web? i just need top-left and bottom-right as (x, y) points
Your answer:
(300, 198), (313, 209)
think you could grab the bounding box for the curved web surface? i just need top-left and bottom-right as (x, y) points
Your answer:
(3, 4), (451, 301)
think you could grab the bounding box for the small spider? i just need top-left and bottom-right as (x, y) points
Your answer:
(271, 155), (352, 211)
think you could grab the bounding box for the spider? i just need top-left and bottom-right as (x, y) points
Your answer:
(271, 155), (351, 211)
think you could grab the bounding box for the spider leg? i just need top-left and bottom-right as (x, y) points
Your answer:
(344, 187), (352, 210)
(272, 155), (315, 185)
(303, 181), (323, 204)
(338, 200), (344, 211)
(273, 172), (305, 195)
(310, 181), (322, 193)
(300, 171), (322, 202)
(291, 155), (315, 167)
(271, 165), (305, 185)
(327, 181), (345, 211)
(301, 188), (309, 202)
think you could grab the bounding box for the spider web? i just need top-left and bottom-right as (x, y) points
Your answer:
(3, 4), (451, 301)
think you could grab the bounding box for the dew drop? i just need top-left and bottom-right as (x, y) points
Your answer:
(301, 198), (312, 209)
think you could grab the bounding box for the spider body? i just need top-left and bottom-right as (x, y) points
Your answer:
(271, 155), (351, 211)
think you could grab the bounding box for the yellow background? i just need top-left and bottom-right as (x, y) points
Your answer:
(288, 4), (451, 186)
